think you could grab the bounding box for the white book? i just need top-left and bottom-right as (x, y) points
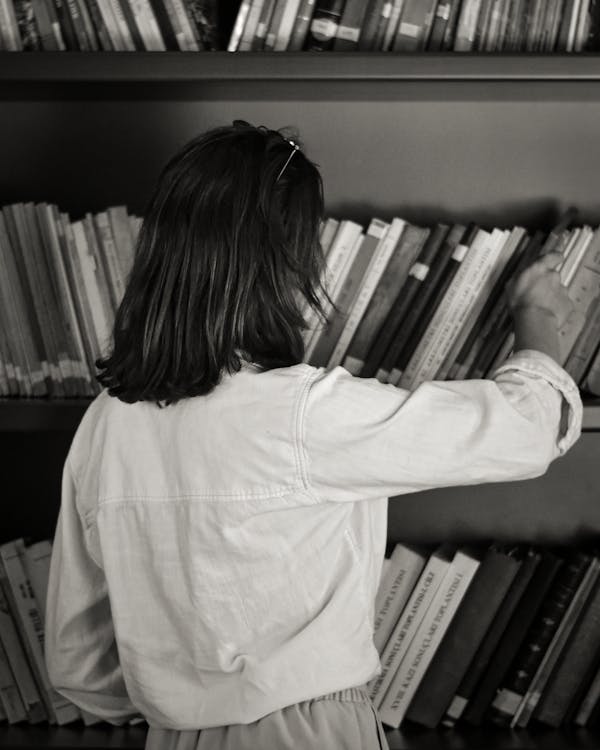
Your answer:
(129, 0), (166, 50)
(368, 545), (454, 709)
(95, 0), (127, 50)
(574, 0), (591, 51)
(0, 540), (81, 725)
(382, 0), (406, 50)
(228, 0), (253, 50)
(22, 541), (53, 622)
(0, 579), (45, 723)
(433, 227), (520, 382)
(327, 218), (392, 369)
(0, 0), (22, 49)
(567, 0), (583, 50)
(163, 0), (200, 50)
(453, 0), (483, 50)
(302, 220), (363, 355)
(108, 205), (137, 279)
(238, 0), (265, 50)
(340, 218), (408, 374)
(105, 0), (136, 49)
(319, 217), (340, 258)
(378, 548), (480, 729)
(559, 227), (589, 285)
(71, 220), (113, 357)
(274, 0), (303, 49)
(0, 626), (27, 723)
(94, 212), (127, 307)
(373, 544), (427, 654)
(398, 229), (491, 389)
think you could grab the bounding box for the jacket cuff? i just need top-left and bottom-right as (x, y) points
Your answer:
(490, 349), (583, 456)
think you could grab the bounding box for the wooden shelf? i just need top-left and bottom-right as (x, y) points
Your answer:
(1, 722), (599, 750)
(0, 52), (600, 83)
(1, 398), (599, 432)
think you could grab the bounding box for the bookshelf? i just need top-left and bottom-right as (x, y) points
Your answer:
(1, 47), (600, 750)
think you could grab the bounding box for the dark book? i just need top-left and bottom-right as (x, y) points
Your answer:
(31, 0), (63, 48)
(556, 0), (578, 50)
(385, 224), (467, 383)
(586, 0), (600, 51)
(12, 0), (43, 49)
(427, 0), (453, 49)
(440, 0), (464, 49)
(183, 0), (218, 49)
(115, 0), (145, 49)
(462, 550), (562, 726)
(446, 229), (530, 380)
(472, 0), (494, 49)
(392, 0), (438, 51)
(51, 0), (78, 48)
(305, 0), (345, 49)
(406, 545), (522, 729)
(501, 0), (522, 50)
(357, 0), (385, 50)
(74, 0), (101, 49)
(489, 551), (592, 727)
(63, 0), (91, 49)
(334, 0), (370, 48)
(357, 225), (432, 378)
(534, 560), (600, 727)
(83, 0), (114, 49)
(147, 0), (180, 48)
(575, 658), (600, 727)
(390, 223), (478, 384)
(251, 0), (277, 49)
(288, 0), (316, 50)
(343, 222), (426, 376)
(372, 223), (451, 381)
(371, 0), (394, 50)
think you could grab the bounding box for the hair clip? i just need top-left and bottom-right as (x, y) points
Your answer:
(276, 139), (300, 183)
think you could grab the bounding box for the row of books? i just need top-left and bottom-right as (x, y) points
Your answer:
(372, 541), (600, 729)
(0, 536), (143, 726)
(228, 0), (600, 53)
(0, 203), (140, 398)
(1, 202), (599, 399)
(303, 209), (600, 396)
(0, 0), (218, 51)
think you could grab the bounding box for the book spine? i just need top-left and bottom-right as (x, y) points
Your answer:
(145, 0), (178, 47)
(94, 212), (126, 309)
(162, 0), (198, 48)
(287, 0), (315, 49)
(440, 0), (462, 48)
(368, 546), (455, 709)
(472, 0), (494, 49)
(0, 638), (27, 724)
(305, 0), (345, 50)
(453, 0), (483, 49)
(75, 0), (101, 48)
(0, 0), (22, 48)
(238, 0), (264, 49)
(392, 0), (437, 50)
(12, 0), (43, 48)
(93, 0), (125, 47)
(227, 0), (251, 49)
(273, 0), (303, 48)
(444, 549), (540, 726)
(427, 0), (452, 49)
(83, 0), (114, 48)
(382, 0), (406, 49)
(105, 0), (135, 48)
(399, 228), (491, 390)
(489, 551), (592, 727)
(263, 0), (287, 49)
(373, 544), (427, 654)
(514, 558), (600, 728)
(22, 541), (53, 621)
(583, 343), (600, 395)
(371, 0), (394, 50)
(250, 0), (276, 49)
(379, 549), (481, 729)
(333, 0), (370, 49)
(565, 296), (600, 384)
(327, 218), (391, 368)
(575, 658), (600, 726)
(30, 0), (62, 48)
(407, 545), (521, 729)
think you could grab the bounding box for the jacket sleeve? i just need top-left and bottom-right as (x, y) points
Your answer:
(302, 349), (583, 503)
(44, 458), (143, 726)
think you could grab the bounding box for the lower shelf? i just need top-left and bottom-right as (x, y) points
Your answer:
(1, 723), (599, 750)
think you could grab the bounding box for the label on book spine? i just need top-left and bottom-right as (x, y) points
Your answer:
(310, 17), (338, 40)
(410, 262), (429, 281)
(399, 21), (420, 38)
(437, 2), (451, 20)
(336, 24), (359, 41)
(452, 243), (469, 261)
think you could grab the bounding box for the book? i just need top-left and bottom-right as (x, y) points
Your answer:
(273, 0), (303, 49)
(575, 657), (600, 726)
(0, 540), (82, 724)
(427, 0), (452, 49)
(368, 545), (455, 709)
(392, 0), (438, 50)
(180, 0), (217, 50)
(372, 223), (450, 382)
(263, 0), (287, 49)
(309, 221), (384, 368)
(372, 544), (427, 654)
(514, 555), (600, 728)
(443, 547), (538, 727)
(454, 0), (484, 50)
(21, 541), (53, 622)
(382, 0), (406, 50)
(489, 553), (593, 727)
(472, 0), (494, 49)
(406, 544), (521, 728)
(357, 0), (385, 49)
(0, 576), (46, 724)
(287, 0), (315, 49)
(333, 0), (370, 49)
(227, 0), (251, 49)
(0, 0), (22, 48)
(305, 0), (345, 49)
(12, 0), (43, 48)
(462, 550), (562, 726)
(344, 222), (428, 376)
(326, 219), (393, 368)
(565, 295), (600, 383)
(161, 0), (200, 48)
(250, 0), (275, 48)
(0, 638), (27, 723)
(378, 548), (481, 728)
(440, 0), (463, 48)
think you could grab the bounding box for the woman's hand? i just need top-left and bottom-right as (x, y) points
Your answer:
(507, 252), (575, 363)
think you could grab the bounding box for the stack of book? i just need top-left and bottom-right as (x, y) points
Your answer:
(1, 203), (599, 400)
(372, 541), (600, 730)
(0, 536), (144, 727)
(303, 209), (600, 397)
(0, 0), (218, 51)
(229, 0), (600, 53)
(0, 203), (141, 398)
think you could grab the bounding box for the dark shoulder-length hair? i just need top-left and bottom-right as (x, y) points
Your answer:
(96, 120), (328, 405)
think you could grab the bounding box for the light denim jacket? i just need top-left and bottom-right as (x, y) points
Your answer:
(44, 350), (582, 729)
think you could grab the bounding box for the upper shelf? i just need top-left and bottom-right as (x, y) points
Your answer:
(2, 52), (600, 83)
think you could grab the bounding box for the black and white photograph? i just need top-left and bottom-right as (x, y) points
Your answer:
(1, 1), (600, 748)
